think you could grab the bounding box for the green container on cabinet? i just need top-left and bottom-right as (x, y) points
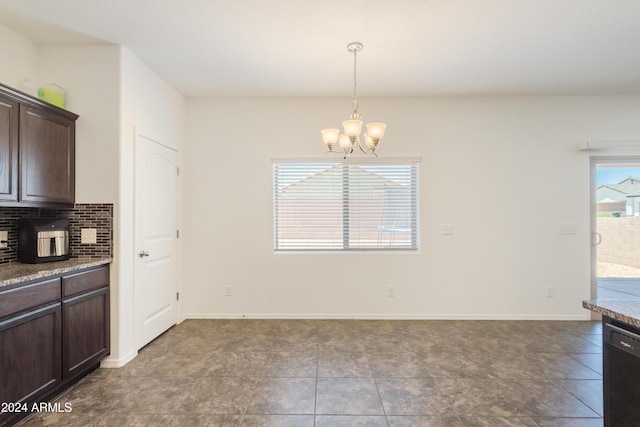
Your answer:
(37, 84), (66, 108)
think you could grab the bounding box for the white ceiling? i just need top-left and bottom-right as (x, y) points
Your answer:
(1, 0), (640, 97)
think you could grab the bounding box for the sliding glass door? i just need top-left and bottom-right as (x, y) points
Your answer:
(593, 159), (640, 300)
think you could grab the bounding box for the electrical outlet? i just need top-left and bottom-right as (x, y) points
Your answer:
(442, 224), (454, 235)
(225, 285), (232, 296)
(0, 231), (7, 249)
(545, 286), (554, 298)
(387, 285), (396, 297)
(80, 228), (97, 244)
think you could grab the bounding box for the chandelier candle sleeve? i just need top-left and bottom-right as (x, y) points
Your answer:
(320, 41), (386, 158)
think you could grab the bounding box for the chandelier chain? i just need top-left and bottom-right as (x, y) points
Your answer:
(352, 47), (359, 114)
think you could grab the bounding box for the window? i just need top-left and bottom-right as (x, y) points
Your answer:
(273, 158), (420, 251)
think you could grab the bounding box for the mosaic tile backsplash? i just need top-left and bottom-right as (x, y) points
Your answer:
(0, 204), (113, 264)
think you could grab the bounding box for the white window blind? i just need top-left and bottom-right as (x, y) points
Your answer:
(273, 158), (420, 251)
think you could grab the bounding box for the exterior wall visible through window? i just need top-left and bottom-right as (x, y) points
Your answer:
(273, 159), (420, 251)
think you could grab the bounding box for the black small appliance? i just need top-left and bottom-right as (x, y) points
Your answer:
(18, 218), (71, 263)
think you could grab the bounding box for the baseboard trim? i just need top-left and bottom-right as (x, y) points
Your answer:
(183, 312), (590, 321)
(100, 350), (138, 368)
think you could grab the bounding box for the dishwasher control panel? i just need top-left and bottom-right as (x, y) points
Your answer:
(607, 323), (640, 358)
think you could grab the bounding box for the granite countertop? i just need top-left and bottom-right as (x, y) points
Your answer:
(0, 258), (112, 288)
(583, 299), (640, 329)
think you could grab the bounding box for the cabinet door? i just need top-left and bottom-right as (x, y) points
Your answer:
(0, 92), (18, 201)
(62, 287), (109, 381)
(0, 304), (62, 413)
(19, 104), (75, 206)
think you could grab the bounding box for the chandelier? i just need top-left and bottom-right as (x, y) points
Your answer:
(321, 42), (386, 158)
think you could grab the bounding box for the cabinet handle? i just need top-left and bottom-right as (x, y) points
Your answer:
(139, 251), (150, 258)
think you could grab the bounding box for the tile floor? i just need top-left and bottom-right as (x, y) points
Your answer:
(18, 319), (604, 427)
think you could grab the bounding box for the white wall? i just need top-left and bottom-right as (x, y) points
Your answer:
(38, 44), (121, 204)
(1, 37), (122, 205)
(3, 18), (640, 340)
(0, 36), (121, 205)
(0, 24), (38, 94)
(120, 48), (185, 150)
(118, 47), (186, 363)
(184, 96), (640, 320)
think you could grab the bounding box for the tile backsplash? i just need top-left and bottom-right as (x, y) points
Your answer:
(0, 204), (113, 264)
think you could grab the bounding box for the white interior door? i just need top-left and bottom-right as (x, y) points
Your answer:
(135, 134), (179, 349)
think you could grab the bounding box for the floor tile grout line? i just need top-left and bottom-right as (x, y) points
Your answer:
(371, 375), (391, 427)
(551, 378), (605, 418)
(314, 342), (319, 427)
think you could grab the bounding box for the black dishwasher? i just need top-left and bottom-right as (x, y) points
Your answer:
(603, 319), (640, 426)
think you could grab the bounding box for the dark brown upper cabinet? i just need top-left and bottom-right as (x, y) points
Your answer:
(0, 83), (78, 208)
(0, 91), (19, 202)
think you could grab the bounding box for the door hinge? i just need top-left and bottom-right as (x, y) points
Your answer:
(177, 229), (180, 238)
(176, 292), (180, 301)
(177, 167), (180, 176)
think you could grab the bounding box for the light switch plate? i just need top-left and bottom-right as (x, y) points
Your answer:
(81, 228), (97, 244)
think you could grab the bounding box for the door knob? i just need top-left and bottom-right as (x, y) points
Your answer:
(139, 250), (150, 258)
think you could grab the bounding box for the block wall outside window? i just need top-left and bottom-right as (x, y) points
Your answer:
(273, 159), (420, 252)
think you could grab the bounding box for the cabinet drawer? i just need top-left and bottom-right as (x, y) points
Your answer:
(62, 266), (109, 298)
(0, 278), (61, 318)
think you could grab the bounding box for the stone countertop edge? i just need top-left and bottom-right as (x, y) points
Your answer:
(583, 299), (640, 330)
(0, 258), (112, 288)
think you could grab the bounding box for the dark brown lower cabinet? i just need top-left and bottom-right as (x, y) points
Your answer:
(0, 265), (109, 427)
(63, 287), (110, 381)
(0, 304), (62, 406)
